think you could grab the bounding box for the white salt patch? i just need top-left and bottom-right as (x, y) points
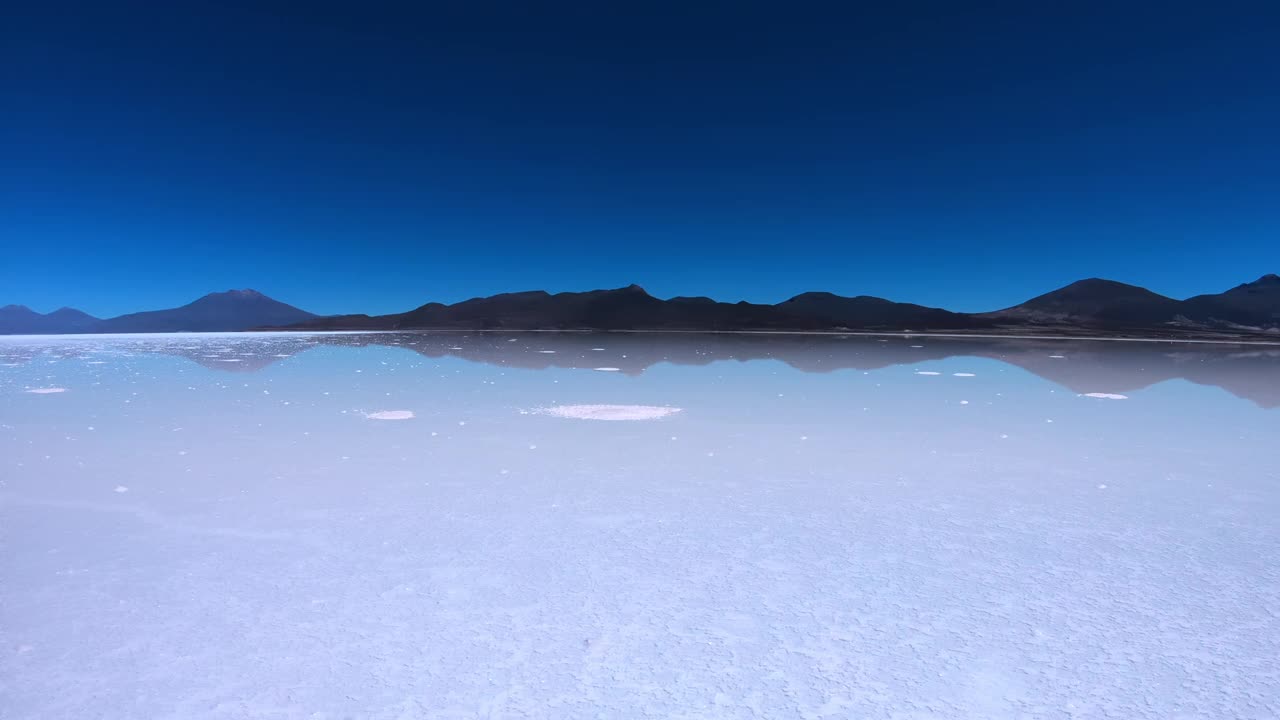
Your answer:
(1084, 393), (1129, 400)
(915, 371), (941, 376)
(1097, 484), (1108, 489)
(215, 358), (243, 363)
(590, 348), (606, 351)
(959, 400), (970, 405)
(539, 404), (682, 421)
(1050, 355), (1066, 358)
(448, 347), (463, 351)
(113, 485), (128, 493)
(537, 350), (556, 354)
(953, 372), (976, 377)
(365, 410), (415, 420)
(593, 367), (621, 372)
(910, 345), (924, 348)
(26, 388), (67, 394)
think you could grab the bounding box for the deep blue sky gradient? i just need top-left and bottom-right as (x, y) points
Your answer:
(3, 1), (1279, 317)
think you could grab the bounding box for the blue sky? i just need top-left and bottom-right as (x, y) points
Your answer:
(3, 1), (1278, 317)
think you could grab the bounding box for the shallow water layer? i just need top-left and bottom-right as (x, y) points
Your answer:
(2, 332), (1278, 719)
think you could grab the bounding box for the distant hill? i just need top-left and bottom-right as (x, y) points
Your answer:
(93, 290), (317, 333)
(0, 305), (100, 334)
(0, 290), (316, 334)
(288, 277), (1280, 337)
(1179, 274), (1280, 329)
(777, 292), (982, 330)
(294, 284), (969, 333)
(6, 276), (1280, 338)
(977, 278), (1183, 329)
(976, 275), (1280, 335)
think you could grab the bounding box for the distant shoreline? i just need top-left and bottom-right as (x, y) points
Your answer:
(270, 326), (1280, 345)
(4, 328), (1280, 346)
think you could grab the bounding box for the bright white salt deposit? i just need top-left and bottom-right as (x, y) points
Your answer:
(539, 404), (682, 421)
(593, 367), (621, 372)
(953, 372), (976, 377)
(915, 371), (941, 376)
(365, 410), (415, 420)
(537, 350), (556, 354)
(113, 486), (129, 493)
(1050, 355), (1066, 358)
(590, 348), (606, 351)
(1084, 393), (1129, 400)
(25, 387), (67, 394)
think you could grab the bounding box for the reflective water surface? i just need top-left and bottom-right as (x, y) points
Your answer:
(3, 332), (1278, 719)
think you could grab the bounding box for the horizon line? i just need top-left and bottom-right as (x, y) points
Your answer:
(6, 272), (1278, 318)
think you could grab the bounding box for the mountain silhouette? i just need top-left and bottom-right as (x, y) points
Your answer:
(293, 285), (996, 333)
(976, 275), (1280, 336)
(287, 277), (1280, 338)
(0, 305), (101, 334)
(6, 276), (1280, 338)
(0, 290), (315, 334)
(1179, 274), (1280, 329)
(777, 292), (982, 330)
(92, 290), (317, 333)
(978, 278), (1183, 329)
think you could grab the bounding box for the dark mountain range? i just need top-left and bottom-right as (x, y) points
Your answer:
(95, 289), (316, 333)
(294, 285), (980, 333)
(4, 276), (1280, 338)
(978, 279), (1183, 329)
(288, 276), (1280, 338)
(974, 275), (1280, 337)
(0, 290), (315, 334)
(0, 305), (100, 334)
(1179, 274), (1280, 329)
(777, 292), (981, 330)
